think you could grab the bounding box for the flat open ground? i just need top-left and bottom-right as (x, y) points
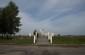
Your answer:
(0, 45), (85, 55)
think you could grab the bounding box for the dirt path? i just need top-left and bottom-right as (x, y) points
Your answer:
(36, 36), (50, 45)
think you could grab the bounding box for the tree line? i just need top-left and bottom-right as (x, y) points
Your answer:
(0, 1), (21, 38)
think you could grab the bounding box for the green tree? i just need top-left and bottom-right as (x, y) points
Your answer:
(0, 8), (6, 37)
(0, 1), (21, 37)
(0, 8), (1, 34)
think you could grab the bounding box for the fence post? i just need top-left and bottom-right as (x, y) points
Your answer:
(34, 35), (36, 43)
(50, 36), (52, 43)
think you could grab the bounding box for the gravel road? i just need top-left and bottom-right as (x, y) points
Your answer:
(0, 45), (85, 55)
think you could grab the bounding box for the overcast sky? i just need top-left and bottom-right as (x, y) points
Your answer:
(0, 0), (85, 35)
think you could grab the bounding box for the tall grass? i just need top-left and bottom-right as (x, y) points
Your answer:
(53, 36), (85, 44)
(0, 36), (33, 44)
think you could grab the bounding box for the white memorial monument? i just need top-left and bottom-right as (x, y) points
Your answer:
(29, 33), (32, 37)
(40, 29), (44, 36)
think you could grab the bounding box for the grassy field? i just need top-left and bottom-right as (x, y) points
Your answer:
(0, 36), (33, 44)
(53, 36), (85, 44)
